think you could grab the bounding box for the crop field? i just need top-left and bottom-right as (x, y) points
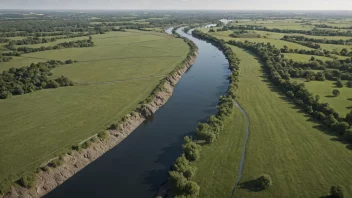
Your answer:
(197, 40), (352, 197)
(0, 30), (189, 182)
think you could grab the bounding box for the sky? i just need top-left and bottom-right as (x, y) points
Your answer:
(0, 0), (352, 10)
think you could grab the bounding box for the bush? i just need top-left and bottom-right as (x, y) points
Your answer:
(81, 141), (91, 149)
(257, 174), (272, 190)
(182, 140), (201, 161)
(50, 157), (64, 168)
(184, 181), (200, 197)
(169, 171), (188, 195)
(97, 131), (109, 140)
(330, 185), (344, 198)
(332, 89), (340, 97)
(19, 173), (36, 188)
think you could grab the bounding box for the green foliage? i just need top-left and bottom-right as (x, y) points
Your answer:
(19, 173), (36, 188)
(182, 140), (201, 161)
(257, 174), (272, 190)
(97, 131), (109, 140)
(330, 185), (344, 198)
(81, 141), (92, 149)
(0, 178), (11, 195)
(49, 156), (64, 168)
(333, 89), (340, 97)
(0, 60), (75, 99)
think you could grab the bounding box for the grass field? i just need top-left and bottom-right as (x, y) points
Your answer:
(294, 78), (352, 116)
(193, 40), (352, 197)
(0, 30), (189, 182)
(193, 107), (246, 197)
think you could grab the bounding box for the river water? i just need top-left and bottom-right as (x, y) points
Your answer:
(45, 28), (230, 198)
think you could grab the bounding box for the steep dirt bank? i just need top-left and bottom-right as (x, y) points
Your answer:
(2, 51), (198, 198)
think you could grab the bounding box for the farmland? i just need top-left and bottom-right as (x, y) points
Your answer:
(0, 30), (189, 184)
(191, 16), (352, 197)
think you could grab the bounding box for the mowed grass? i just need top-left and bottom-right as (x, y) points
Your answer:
(231, 46), (352, 197)
(294, 78), (352, 116)
(0, 30), (189, 182)
(194, 35), (352, 197)
(192, 107), (247, 198)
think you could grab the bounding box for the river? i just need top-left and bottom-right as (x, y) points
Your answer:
(45, 28), (230, 198)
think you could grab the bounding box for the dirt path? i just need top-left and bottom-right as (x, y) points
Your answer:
(231, 101), (250, 198)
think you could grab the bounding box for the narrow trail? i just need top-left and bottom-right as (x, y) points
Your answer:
(231, 100), (250, 198)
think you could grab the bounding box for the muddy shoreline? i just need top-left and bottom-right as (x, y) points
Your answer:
(2, 50), (198, 198)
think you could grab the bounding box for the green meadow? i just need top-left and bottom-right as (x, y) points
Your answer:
(0, 30), (189, 182)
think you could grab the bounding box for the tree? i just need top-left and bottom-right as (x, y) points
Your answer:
(184, 181), (200, 197)
(347, 81), (352, 88)
(257, 174), (272, 190)
(332, 89), (340, 97)
(329, 185), (344, 198)
(315, 95), (320, 102)
(334, 122), (349, 136)
(336, 79), (344, 88)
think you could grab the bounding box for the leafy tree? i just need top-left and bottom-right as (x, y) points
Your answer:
(330, 185), (344, 198)
(257, 174), (272, 190)
(332, 89), (340, 97)
(334, 122), (350, 136)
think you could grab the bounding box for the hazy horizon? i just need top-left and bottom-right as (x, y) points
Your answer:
(0, 0), (352, 11)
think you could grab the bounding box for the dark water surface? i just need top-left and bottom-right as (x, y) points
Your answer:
(45, 28), (230, 198)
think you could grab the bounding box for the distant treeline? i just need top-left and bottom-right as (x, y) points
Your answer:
(228, 40), (352, 144)
(5, 39), (94, 54)
(7, 33), (94, 46)
(314, 24), (352, 30)
(229, 25), (352, 37)
(0, 60), (75, 99)
(282, 35), (352, 45)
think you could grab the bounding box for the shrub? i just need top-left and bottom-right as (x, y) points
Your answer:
(169, 171), (188, 195)
(184, 181), (200, 197)
(72, 144), (82, 152)
(81, 141), (91, 149)
(41, 165), (49, 172)
(90, 136), (99, 143)
(97, 131), (109, 140)
(257, 174), (272, 190)
(334, 122), (349, 136)
(332, 89), (340, 97)
(330, 185), (344, 198)
(19, 173), (36, 188)
(50, 157), (64, 168)
(182, 140), (201, 161)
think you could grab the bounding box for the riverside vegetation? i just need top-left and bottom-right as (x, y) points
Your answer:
(167, 29), (241, 197)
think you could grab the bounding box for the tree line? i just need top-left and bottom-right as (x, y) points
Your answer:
(314, 24), (352, 30)
(6, 32), (94, 46)
(282, 35), (352, 45)
(0, 60), (75, 99)
(5, 39), (94, 55)
(228, 40), (352, 144)
(230, 25), (352, 37)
